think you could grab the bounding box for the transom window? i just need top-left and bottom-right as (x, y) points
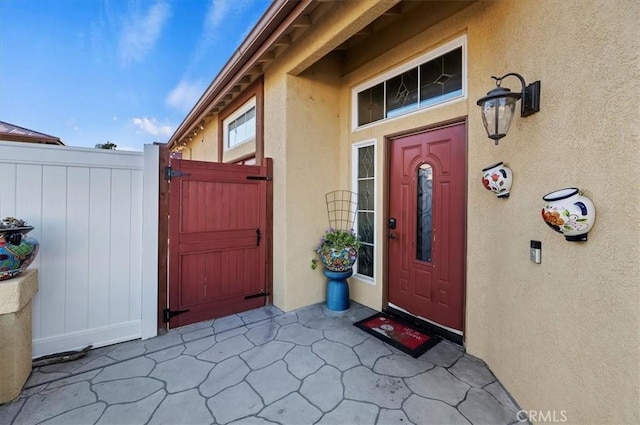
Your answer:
(223, 97), (256, 149)
(352, 35), (466, 129)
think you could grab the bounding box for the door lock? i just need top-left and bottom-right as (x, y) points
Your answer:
(388, 218), (397, 229)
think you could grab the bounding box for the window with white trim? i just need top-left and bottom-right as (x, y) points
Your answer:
(352, 35), (466, 129)
(223, 97), (256, 149)
(353, 141), (376, 280)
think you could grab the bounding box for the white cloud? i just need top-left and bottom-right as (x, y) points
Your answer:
(132, 117), (172, 137)
(119, 1), (171, 67)
(206, 0), (235, 31)
(166, 80), (205, 112)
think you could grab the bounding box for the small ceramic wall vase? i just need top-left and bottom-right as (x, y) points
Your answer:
(541, 188), (596, 241)
(481, 162), (513, 198)
(0, 226), (40, 280)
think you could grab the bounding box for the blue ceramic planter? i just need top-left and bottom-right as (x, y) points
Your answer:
(323, 268), (352, 312)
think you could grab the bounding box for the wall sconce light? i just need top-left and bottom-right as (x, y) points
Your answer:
(476, 73), (541, 145)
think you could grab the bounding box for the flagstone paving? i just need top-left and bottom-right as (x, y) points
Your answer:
(0, 303), (524, 425)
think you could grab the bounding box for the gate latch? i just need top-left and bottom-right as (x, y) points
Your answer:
(163, 308), (190, 323)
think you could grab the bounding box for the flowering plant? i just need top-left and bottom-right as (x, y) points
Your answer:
(311, 228), (362, 270)
(0, 217), (31, 230)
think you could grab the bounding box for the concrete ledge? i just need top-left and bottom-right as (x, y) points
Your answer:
(0, 268), (38, 404)
(0, 269), (38, 315)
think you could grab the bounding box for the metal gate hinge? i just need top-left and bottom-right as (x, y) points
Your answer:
(165, 166), (191, 181)
(246, 175), (272, 181)
(163, 308), (190, 322)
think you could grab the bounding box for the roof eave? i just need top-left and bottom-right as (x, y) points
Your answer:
(167, 0), (312, 150)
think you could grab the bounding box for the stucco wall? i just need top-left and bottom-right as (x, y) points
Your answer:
(464, 2), (639, 423)
(264, 55), (343, 311)
(180, 117), (218, 161)
(339, 1), (639, 423)
(262, 0), (394, 311)
(183, 0), (639, 422)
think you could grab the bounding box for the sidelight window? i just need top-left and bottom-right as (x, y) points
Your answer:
(353, 141), (376, 280)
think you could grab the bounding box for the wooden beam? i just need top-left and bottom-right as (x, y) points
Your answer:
(257, 51), (276, 63)
(383, 3), (403, 16)
(292, 15), (311, 28)
(355, 26), (373, 36)
(248, 65), (262, 75)
(274, 34), (291, 47)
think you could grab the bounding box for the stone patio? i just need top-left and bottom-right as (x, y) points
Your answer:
(0, 303), (523, 425)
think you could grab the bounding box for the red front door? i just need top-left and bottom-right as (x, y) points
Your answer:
(388, 123), (466, 331)
(168, 159), (270, 328)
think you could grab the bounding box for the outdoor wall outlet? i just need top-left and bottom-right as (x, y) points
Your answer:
(530, 240), (542, 264)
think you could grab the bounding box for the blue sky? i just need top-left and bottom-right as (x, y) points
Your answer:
(0, 0), (272, 151)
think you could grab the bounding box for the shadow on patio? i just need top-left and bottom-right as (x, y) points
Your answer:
(0, 303), (522, 425)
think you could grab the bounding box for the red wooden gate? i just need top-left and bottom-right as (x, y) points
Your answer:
(167, 159), (271, 328)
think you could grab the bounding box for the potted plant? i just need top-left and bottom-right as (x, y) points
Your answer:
(311, 228), (361, 272)
(0, 217), (39, 281)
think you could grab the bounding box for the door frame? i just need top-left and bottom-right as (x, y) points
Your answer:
(382, 118), (468, 344)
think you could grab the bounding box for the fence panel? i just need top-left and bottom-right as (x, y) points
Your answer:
(0, 141), (158, 357)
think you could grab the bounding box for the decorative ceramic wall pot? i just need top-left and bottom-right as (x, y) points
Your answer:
(542, 188), (596, 241)
(481, 162), (513, 198)
(0, 226), (40, 280)
(320, 247), (358, 272)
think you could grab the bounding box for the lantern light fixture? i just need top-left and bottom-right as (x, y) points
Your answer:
(476, 73), (540, 145)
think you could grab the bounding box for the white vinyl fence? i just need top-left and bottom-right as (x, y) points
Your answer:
(0, 141), (158, 357)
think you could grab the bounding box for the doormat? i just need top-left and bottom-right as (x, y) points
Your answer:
(354, 312), (439, 358)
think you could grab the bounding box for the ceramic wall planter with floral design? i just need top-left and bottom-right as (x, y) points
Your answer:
(481, 162), (513, 198)
(0, 226), (39, 281)
(542, 188), (596, 241)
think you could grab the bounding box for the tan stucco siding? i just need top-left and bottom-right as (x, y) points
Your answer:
(185, 0), (638, 422)
(335, 1), (639, 423)
(180, 117), (219, 161)
(265, 54), (344, 311)
(222, 139), (256, 163)
(463, 2), (639, 423)
(332, 1), (640, 423)
(263, 68), (288, 309)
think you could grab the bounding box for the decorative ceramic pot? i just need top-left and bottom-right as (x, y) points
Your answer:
(319, 247), (358, 272)
(481, 162), (513, 198)
(0, 227), (40, 280)
(542, 188), (596, 241)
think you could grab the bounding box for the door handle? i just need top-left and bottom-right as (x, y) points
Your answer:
(388, 232), (397, 239)
(256, 228), (261, 246)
